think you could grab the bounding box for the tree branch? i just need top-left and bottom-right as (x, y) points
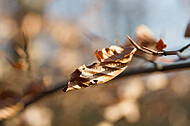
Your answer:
(24, 61), (190, 108)
(1, 61), (190, 122)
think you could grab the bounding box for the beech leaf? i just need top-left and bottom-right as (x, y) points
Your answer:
(64, 45), (137, 92)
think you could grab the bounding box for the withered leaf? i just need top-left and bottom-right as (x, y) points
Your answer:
(133, 25), (158, 61)
(64, 45), (137, 92)
(0, 102), (24, 120)
(134, 25), (167, 61)
(8, 31), (30, 71)
(135, 25), (157, 47)
(155, 39), (167, 50)
(185, 22), (190, 37)
(0, 90), (23, 120)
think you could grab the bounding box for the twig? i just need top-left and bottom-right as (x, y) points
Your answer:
(120, 61), (190, 77)
(24, 81), (68, 107)
(127, 35), (190, 56)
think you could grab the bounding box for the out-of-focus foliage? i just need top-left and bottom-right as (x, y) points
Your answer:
(0, 0), (190, 126)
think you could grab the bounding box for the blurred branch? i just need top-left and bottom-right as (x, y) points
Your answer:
(1, 61), (190, 122)
(120, 61), (190, 77)
(24, 80), (68, 107)
(24, 61), (190, 107)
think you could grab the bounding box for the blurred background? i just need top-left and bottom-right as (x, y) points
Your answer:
(0, 0), (190, 126)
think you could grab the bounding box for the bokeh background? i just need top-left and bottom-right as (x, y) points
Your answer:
(0, 0), (190, 126)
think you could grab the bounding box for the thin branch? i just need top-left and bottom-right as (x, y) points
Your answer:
(179, 43), (190, 52)
(127, 35), (190, 56)
(120, 61), (190, 77)
(24, 81), (68, 107)
(24, 61), (190, 108)
(1, 61), (190, 122)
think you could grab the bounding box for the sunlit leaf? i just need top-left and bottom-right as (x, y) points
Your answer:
(64, 45), (137, 92)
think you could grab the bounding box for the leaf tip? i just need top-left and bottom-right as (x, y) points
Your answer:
(94, 50), (102, 62)
(62, 85), (68, 92)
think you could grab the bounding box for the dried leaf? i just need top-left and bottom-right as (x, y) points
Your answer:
(0, 102), (24, 120)
(0, 90), (23, 120)
(155, 39), (167, 50)
(185, 22), (190, 37)
(135, 25), (157, 47)
(7, 59), (29, 70)
(0, 90), (22, 108)
(64, 45), (137, 92)
(8, 31), (30, 71)
(134, 25), (167, 61)
(132, 25), (158, 61)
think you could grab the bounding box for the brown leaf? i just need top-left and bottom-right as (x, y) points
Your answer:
(94, 50), (102, 62)
(155, 39), (167, 50)
(0, 90), (23, 120)
(94, 45), (133, 62)
(64, 45), (137, 92)
(0, 90), (22, 108)
(8, 31), (30, 71)
(0, 102), (24, 120)
(131, 25), (159, 61)
(135, 25), (157, 47)
(185, 22), (190, 37)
